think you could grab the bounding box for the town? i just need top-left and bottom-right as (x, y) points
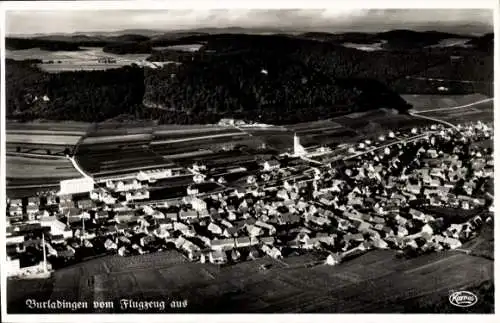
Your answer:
(5, 120), (494, 277)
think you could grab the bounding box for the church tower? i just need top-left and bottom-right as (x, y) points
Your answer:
(293, 133), (307, 156)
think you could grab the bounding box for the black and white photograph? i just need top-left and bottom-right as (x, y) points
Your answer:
(0, 0), (497, 319)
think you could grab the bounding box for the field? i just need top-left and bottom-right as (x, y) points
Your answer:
(401, 93), (490, 112)
(6, 122), (89, 155)
(417, 100), (493, 124)
(6, 155), (81, 180)
(6, 155), (82, 198)
(7, 92), (493, 198)
(5, 122), (89, 197)
(282, 109), (436, 150)
(75, 124), (270, 179)
(342, 42), (386, 51)
(152, 44), (203, 52)
(7, 249), (493, 313)
(6, 47), (150, 72)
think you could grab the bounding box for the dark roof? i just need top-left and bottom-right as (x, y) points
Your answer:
(67, 208), (83, 217)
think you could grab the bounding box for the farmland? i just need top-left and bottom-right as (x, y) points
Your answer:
(6, 155), (82, 198)
(401, 93), (490, 112)
(6, 47), (150, 72)
(6, 122), (89, 154)
(416, 100), (493, 124)
(5, 122), (89, 197)
(70, 98), (492, 182)
(283, 109), (437, 150)
(7, 249), (493, 313)
(74, 123), (270, 179)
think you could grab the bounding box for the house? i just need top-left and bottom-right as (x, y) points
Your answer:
(220, 219), (233, 229)
(406, 184), (421, 195)
(26, 204), (39, 220)
(114, 211), (139, 223)
(8, 204), (23, 217)
(175, 222), (196, 237)
(260, 236), (275, 245)
(27, 197), (39, 206)
(208, 249), (227, 264)
(115, 179), (142, 192)
(66, 208), (90, 221)
(325, 253), (342, 266)
(354, 220), (371, 232)
(39, 216), (67, 236)
(310, 233), (336, 246)
(77, 199), (96, 210)
(153, 227), (170, 239)
(9, 198), (22, 207)
(151, 210), (165, 219)
(118, 246), (128, 256)
(277, 190), (290, 200)
(397, 226), (409, 237)
(307, 214), (331, 226)
(198, 235), (211, 247)
(140, 235), (156, 247)
(443, 237), (462, 249)
(278, 213), (300, 225)
(421, 223), (434, 236)
(344, 233), (364, 243)
(235, 236), (256, 248)
(246, 225), (263, 237)
(6, 235), (25, 245)
(50, 234), (65, 244)
(446, 223), (463, 238)
(179, 209), (198, 222)
(137, 168), (173, 182)
(198, 209), (210, 218)
(261, 244), (282, 259)
(371, 237), (388, 249)
(175, 237), (201, 260)
(165, 212), (178, 221)
(125, 189), (150, 202)
(261, 160), (281, 172)
(291, 232), (314, 249)
(156, 218), (172, 230)
(95, 210), (109, 219)
(224, 224), (245, 237)
(183, 196), (207, 212)
(208, 222), (223, 235)
(211, 238), (235, 251)
(409, 209), (426, 221)
(104, 239), (118, 250)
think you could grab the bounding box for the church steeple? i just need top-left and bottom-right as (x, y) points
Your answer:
(293, 133), (306, 156)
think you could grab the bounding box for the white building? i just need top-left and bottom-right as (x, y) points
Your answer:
(136, 168), (173, 182)
(125, 189), (150, 202)
(115, 179), (142, 192)
(59, 177), (94, 195)
(293, 133), (307, 157)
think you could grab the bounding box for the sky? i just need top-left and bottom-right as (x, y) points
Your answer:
(6, 9), (494, 36)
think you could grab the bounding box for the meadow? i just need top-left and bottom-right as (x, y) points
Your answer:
(7, 249), (493, 313)
(6, 47), (150, 72)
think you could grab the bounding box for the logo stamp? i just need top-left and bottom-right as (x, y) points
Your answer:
(449, 291), (478, 308)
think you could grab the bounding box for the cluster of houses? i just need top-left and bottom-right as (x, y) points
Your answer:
(5, 121), (494, 277)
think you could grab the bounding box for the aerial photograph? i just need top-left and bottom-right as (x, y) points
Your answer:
(2, 3), (495, 316)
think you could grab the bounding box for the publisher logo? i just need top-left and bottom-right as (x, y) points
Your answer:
(449, 291), (478, 307)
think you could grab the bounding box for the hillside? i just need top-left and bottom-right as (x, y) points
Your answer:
(5, 32), (494, 124)
(6, 59), (145, 122)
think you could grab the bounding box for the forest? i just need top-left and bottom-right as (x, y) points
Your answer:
(5, 32), (493, 124)
(6, 59), (145, 122)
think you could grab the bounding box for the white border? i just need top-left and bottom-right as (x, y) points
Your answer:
(0, 0), (497, 10)
(0, 1), (498, 323)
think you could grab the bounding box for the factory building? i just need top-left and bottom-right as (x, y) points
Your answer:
(58, 177), (95, 195)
